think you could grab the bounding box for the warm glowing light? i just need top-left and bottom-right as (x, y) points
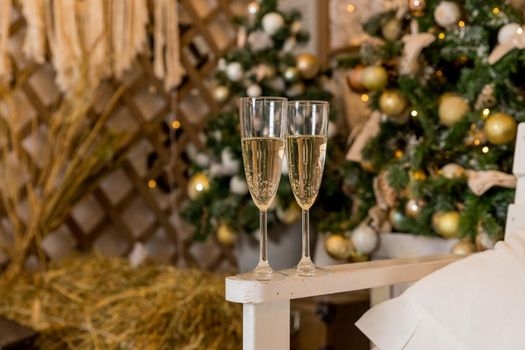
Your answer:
(413, 0), (420, 6)
(148, 179), (157, 188)
(347, 4), (355, 12)
(394, 149), (404, 158)
(438, 32), (445, 40)
(435, 70), (443, 77)
(482, 108), (490, 116)
(195, 183), (204, 192)
(458, 20), (465, 28)
(411, 110), (418, 117)
(482, 146), (489, 153)
(492, 7), (500, 14)
(517, 27), (524, 35)
(474, 139), (481, 146)
(361, 94), (369, 102)
(171, 120), (181, 129)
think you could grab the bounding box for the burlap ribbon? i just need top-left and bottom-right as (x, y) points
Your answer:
(466, 170), (516, 196)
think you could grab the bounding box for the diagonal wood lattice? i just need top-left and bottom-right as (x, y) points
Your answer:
(0, 0), (249, 273)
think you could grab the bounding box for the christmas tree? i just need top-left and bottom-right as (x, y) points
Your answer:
(175, 0), (351, 246)
(339, 0), (525, 252)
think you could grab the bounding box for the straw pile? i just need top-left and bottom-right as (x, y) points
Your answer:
(0, 255), (241, 349)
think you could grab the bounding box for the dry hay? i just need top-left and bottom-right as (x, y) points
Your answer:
(0, 255), (241, 349)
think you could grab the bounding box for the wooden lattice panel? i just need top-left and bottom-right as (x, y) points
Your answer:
(0, 0), (249, 273)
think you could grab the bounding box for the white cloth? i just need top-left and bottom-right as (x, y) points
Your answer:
(356, 229), (525, 350)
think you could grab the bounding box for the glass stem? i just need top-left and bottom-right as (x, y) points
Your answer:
(302, 209), (310, 259)
(259, 210), (268, 263)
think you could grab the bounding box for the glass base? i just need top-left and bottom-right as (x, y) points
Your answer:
(283, 257), (330, 277)
(236, 261), (285, 281)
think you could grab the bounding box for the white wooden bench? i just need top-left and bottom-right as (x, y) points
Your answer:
(225, 123), (525, 350)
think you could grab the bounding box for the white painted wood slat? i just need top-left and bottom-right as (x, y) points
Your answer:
(226, 254), (461, 304)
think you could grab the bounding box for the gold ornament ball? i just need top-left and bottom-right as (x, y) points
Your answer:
(410, 169), (427, 181)
(276, 203), (301, 224)
(296, 53), (320, 79)
(362, 65), (388, 91)
(350, 251), (370, 263)
(438, 93), (470, 127)
(283, 67), (300, 82)
(217, 223), (237, 245)
(484, 112), (517, 145)
(213, 85), (230, 103)
(433, 210), (460, 238)
(440, 163), (465, 179)
(451, 240), (476, 255)
(382, 17), (403, 41)
(408, 0), (426, 16)
(346, 64), (367, 92)
(361, 160), (375, 172)
(379, 89), (408, 117)
(389, 208), (407, 231)
(405, 198), (425, 218)
(324, 234), (353, 260)
(187, 172), (210, 200)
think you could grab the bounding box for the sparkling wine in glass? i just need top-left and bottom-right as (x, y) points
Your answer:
(239, 97), (287, 281)
(286, 100), (329, 277)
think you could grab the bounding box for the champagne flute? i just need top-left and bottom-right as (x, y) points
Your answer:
(286, 100), (329, 276)
(239, 97), (287, 281)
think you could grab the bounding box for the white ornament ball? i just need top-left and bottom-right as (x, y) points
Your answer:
(212, 130), (222, 142)
(288, 82), (305, 97)
(262, 12), (285, 35)
(247, 84), (262, 97)
(221, 148), (240, 175)
(434, 1), (461, 29)
(498, 23), (521, 44)
(268, 77), (285, 92)
(351, 225), (378, 254)
(248, 30), (273, 51)
(195, 153), (210, 167)
(230, 175), (248, 195)
(226, 62), (243, 82)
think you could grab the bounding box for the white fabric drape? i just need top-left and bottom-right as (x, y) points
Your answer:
(1, 0), (182, 92)
(0, 0), (12, 85)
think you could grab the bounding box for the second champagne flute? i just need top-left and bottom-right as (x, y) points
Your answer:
(286, 100), (329, 277)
